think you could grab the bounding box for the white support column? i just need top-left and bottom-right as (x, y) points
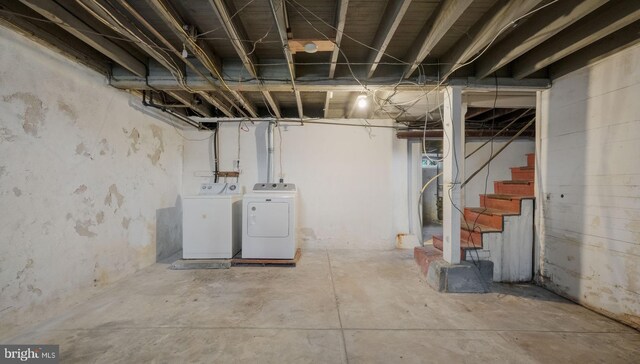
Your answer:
(408, 140), (423, 243)
(442, 86), (464, 264)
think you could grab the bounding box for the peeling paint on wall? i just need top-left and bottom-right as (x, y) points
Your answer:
(2, 92), (46, 137)
(104, 184), (124, 208)
(0, 127), (16, 142)
(74, 219), (97, 238)
(73, 185), (87, 194)
(99, 138), (111, 156)
(56, 100), (77, 121)
(75, 142), (92, 158)
(147, 125), (165, 166)
(0, 27), (183, 336)
(95, 211), (104, 224)
(128, 128), (140, 154)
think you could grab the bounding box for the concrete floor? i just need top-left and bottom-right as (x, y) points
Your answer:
(3, 249), (639, 363)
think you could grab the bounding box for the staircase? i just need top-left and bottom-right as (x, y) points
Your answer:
(415, 153), (535, 283)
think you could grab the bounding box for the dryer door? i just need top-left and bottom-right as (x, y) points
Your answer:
(247, 202), (289, 237)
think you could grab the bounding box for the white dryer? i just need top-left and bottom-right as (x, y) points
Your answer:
(183, 183), (242, 259)
(242, 183), (297, 259)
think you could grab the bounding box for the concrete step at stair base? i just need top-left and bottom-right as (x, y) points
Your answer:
(414, 245), (443, 277)
(511, 167), (534, 181)
(495, 180), (534, 195)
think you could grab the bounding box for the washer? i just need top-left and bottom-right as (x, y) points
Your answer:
(183, 183), (242, 259)
(242, 183), (297, 259)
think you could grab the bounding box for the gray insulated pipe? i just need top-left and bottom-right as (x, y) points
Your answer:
(266, 121), (275, 183)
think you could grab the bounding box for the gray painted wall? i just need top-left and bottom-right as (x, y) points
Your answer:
(0, 27), (184, 334)
(538, 43), (640, 329)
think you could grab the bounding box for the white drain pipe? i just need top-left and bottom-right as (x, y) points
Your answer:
(267, 121), (275, 183)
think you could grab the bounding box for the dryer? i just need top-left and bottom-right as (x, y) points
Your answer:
(242, 183), (297, 259)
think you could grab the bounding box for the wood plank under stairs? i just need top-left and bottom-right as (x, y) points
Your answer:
(415, 152), (535, 282)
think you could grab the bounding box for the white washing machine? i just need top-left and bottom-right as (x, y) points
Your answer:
(242, 183), (297, 259)
(183, 182), (242, 259)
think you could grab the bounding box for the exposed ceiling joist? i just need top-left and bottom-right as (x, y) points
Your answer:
(208, 0), (280, 117)
(111, 0), (235, 117)
(465, 107), (491, 119)
(366, 0), (412, 78)
(0, 0), (109, 74)
(19, 0), (146, 76)
(269, 0), (303, 119)
(77, 0), (234, 117)
(323, 91), (331, 118)
(513, 1), (640, 79)
(403, 0), (472, 79)
(439, 0), (542, 79)
(475, 0), (607, 79)
(549, 21), (640, 79)
(328, 0), (348, 79)
(262, 91), (282, 118)
(110, 69), (550, 92)
(144, 0), (257, 117)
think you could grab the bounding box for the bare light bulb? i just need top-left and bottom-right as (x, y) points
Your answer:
(181, 44), (188, 58)
(357, 95), (368, 109)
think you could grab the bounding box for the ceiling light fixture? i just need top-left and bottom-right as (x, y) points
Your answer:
(356, 94), (368, 109)
(303, 42), (318, 54)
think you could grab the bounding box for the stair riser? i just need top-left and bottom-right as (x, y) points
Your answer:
(494, 182), (534, 195)
(461, 228), (482, 247)
(433, 236), (443, 251)
(480, 195), (522, 213)
(511, 169), (534, 181)
(527, 154), (535, 167)
(432, 236), (466, 261)
(464, 209), (503, 230)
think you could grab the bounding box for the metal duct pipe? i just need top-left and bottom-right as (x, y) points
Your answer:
(267, 121), (275, 183)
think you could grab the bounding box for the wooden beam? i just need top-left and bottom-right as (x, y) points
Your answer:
(144, 0), (257, 117)
(294, 91), (304, 119)
(77, 0), (235, 117)
(0, 0), (109, 74)
(112, 0), (235, 117)
(269, 0), (303, 118)
(329, 0), (349, 79)
(18, 0), (146, 76)
(475, 0), (607, 79)
(549, 21), (640, 79)
(208, 0), (256, 78)
(262, 91), (282, 118)
(323, 91), (332, 118)
(439, 0), (542, 79)
(513, 1), (640, 79)
(366, 0), (412, 78)
(209, 0), (277, 118)
(403, 0), (472, 79)
(110, 71), (551, 92)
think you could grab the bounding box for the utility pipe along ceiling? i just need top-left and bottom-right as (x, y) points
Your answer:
(1, 0), (638, 133)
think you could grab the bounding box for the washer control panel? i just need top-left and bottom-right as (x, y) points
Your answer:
(252, 183), (296, 192)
